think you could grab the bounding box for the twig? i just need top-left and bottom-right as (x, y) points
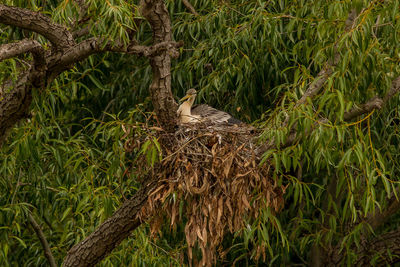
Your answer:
(182, 0), (199, 16)
(72, 26), (90, 38)
(72, 0), (89, 27)
(28, 212), (57, 267)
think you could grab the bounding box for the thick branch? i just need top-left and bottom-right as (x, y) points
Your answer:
(267, 9), (359, 159)
(343, 96), (383, 121)
(47, 38), (182, 77)
(325, 226), (400, 265)
(383, 76), (400, 104)
(343, 75), (400, 121)
(0, 4), (75, 49)
(324, 189), (400, 266)
(296, 9), (358, 106)
(0, 68), (44, 146)
(62, 2), (181, 265)
(62, 176), (157, 267)
(287, 94), (385, 147)
(28, 213), (57, 267)
(66, 38), (181, 64)
(0, 39), (44, 63)
(355, 228), (400, 266)
(141, 0), (179, 132)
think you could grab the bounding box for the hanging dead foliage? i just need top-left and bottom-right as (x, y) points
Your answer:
(123, 122), (285, 266)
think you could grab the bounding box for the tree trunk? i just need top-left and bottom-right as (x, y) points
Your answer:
(141, 0), (178, 132)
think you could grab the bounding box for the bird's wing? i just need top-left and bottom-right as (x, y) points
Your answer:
(191, 104), (242, 124)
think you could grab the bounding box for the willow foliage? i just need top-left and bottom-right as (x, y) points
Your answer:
(1, 0), (400, 266)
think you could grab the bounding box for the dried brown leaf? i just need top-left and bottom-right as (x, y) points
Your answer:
(242, 194), (251, 210)
(196, 226), (204, 242)
(171, 204), (177, 226)
(217, 197), (223, 225)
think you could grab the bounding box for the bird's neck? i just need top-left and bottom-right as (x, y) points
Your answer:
(187, 96), (195, 107)
(180, 102), (192, 116)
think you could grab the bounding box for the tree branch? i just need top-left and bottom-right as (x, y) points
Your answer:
(47, 38), (182, 77)
(28, 212), (57, 267)
(140, 0), (179, 132)
(355, 227), (400, 266)
(343, 75), (400, 121)
(366, 191), (400, 231)
(63, 1), (181, 264)
(182, 0), (199, 16)
(62, 175), (157, 267)
(343, 96), (383, 121)
(0, 39), (44, 63)
(72, 26), (90, 38)
(383, 76), (400, 104)
(296, 9), (358, 106)
(256, 74), (400, 158)
(0, 68), (45, 146)
(266, 9), (360, 159)
(72, 0), (89, 28)
(0, 4), (75, 50)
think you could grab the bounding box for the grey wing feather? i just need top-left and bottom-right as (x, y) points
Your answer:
(191, 104), (242, 124)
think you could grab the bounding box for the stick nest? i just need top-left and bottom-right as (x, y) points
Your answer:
(124, 123), (285, 266)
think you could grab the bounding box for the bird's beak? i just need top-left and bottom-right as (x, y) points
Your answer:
(180, 94), (191, 102)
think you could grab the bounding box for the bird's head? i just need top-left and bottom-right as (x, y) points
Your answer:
(180, 88), (197, 102)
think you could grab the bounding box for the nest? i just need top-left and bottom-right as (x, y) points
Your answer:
(124, 123), (285, 266)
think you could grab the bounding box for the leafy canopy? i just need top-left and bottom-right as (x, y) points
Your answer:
(1, 0), (400, 266)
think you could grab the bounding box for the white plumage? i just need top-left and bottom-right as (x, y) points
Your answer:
(177, 89), (242, 125)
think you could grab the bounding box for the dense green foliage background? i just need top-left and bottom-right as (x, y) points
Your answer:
(1, 0), (400, 265)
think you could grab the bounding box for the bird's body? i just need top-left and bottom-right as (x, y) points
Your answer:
(177, 89), (242, 125)
(177, 101), (202, 123)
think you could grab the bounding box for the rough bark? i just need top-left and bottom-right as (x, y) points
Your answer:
(366, 192), (400, 231)
(0, 39), (44, 62)
(343, 96), (383, 120)
(355, 228), (400, 266)
(0, 4), (180, 264)
(0, 4), (75, 50)
(322, 227), (400, 266)
(0, 3), (181, 146)
(141, 0), (179, 132)
(254, 88), (393, 158)
(2, 2), (400, 267)
(0, 69), (44, 146)
(47, 38), (182, 78)
(62, 176), (158, 267)
(63, 1), (180, 264)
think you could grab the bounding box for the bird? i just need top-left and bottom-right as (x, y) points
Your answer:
(177, 89), (242, 125)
